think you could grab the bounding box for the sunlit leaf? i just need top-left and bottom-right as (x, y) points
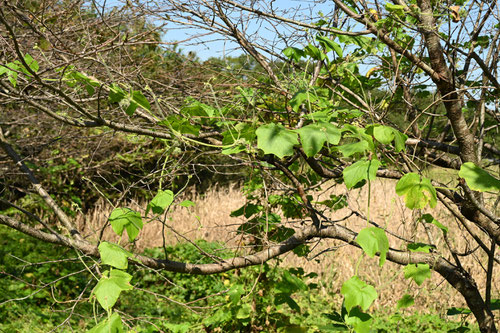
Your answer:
(396, 173), (437, 209)
(147, 190), (174, 215)
(98, 241), (131, 269)
(108, 207), (143, 241)
(397, 294), (414, 309)
(341, 276), (377, 312)
(297, 122), (341, 157)
(356, 227), (389, 266)
(256, 123), (298, 158)
(459, 162), (500, 193)
(404, 264), (431, 286)
(343, 159), (381, 189)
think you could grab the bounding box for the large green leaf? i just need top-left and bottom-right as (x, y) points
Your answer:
(93, 270), (133, 310)
(256, 123), (298, 158)
(404, 264), (431, 286)
(459, 162), (500, 193)
(343, 159), (381, 189)
(87, 312), (124, 333)
(98, 242), (131, 269)
(341, 276), (377, 312)
(147, 190), (174, 215)
(395, 173), (437, 209)
(356, 227), (389, 266)
(108, 208), (143, 242)
(297, 122), (341, 157)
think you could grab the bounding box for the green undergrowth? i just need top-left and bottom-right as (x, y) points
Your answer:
(0, 225), (479, 332)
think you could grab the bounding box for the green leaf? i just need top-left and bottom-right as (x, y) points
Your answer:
(407, 243), (434, 253)
(228, 284), (244, 304)
(256, 123), (298, 159)
(297, 122), (341, 157)
(108, 207), (143, 242)
(147, 190), (174, 215)
(98, 242), (131, 269)
(395, 173), (437, 209)
(236, 303), (253, 319)
(385, 3), (405, 14)
(230, 203), (262, 218)
(341, 276), (378, 312)
(23, 53), (39, 73)
(179, 200), (195, 208)
(161, 116), (200, 136)
(289, 90), (315, 112)
(490, 299), (500, 311)
(275, 293), (301, 312)
(447, 307), (472, 315)
(343, 159), (381, 189)
(316, 35), (343, 57)
(283, 47), (305, 62)
(356, 227), (389, 266)
(87, 312), (124, 333)
(131, 90), (151, 111)
(397, 294), (415, 309)
(304, 44), (325, 61)
(337, 140), (370, 157)
(419, 213), (448, 234)
(282, 270), (308, 292)
(459, 162), (500, 193)
(372, 125), (394, 144)
(109, 84), (126, 103)
(125, 102), (137, 116)
(345, 307), (372, 333)
(366, 125), (407, 152)
(404, 264), (431, 286)
(93, 270), (133, 310)
(182, 98), (215, 118)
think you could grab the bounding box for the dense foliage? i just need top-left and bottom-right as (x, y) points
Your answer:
(0, 0), (499, 332)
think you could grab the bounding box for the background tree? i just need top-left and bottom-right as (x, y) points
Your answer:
(0, 0), (499, 332)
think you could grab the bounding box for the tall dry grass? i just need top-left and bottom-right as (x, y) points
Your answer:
(76, 179), (499, 318)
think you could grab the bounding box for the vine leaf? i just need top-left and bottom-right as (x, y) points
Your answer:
(367, 125), (408, 152)
(98, 242), (131, 269)
(407, 243), (434, 253)
(344, 307), (372, 333)
(337, 140), (370, 157)
(108, 208), (143, 242)
(395, 173), (437, 209)
(147, 190), (174, 215)
(419, 213), (448, 235)
(87, 312), (123, 333)
(316, 35), (343, 58)
(343, 159), (381, 189)
(341, 276), (378, 312)
(283, 47), (305, 62)
(397, 294), (415, 309)
(356, 227), (389, 266)
(404, 264), (431, 286)
(256, 123), (298, 159)
(458, 162), (500, 193)
(93, 270), (133, 310)
(296, 122), (341, 157)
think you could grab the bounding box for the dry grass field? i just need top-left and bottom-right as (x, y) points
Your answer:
(76, 178), (499, 320)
